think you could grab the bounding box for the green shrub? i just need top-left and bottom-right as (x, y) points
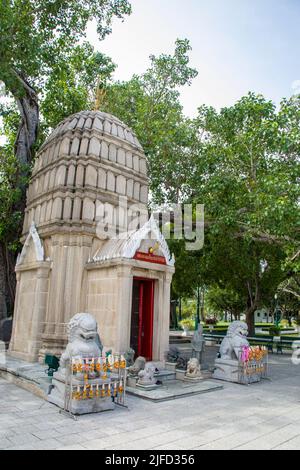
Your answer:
(179, 319), (195, 331)
(269, 326), (281, 337)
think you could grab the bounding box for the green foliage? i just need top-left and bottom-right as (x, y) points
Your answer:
(180, 298), (196, 319)
(179, 318), (195, 331)
(206, 285), (246, 318)
(189, 93), (299, 325)
(193, 93), (299, 242)
(102, 39), (201, 304)
(103, 39), (198, 203)
(0, 146), (24, 250)
(169, 239), (202, 299)
(0, 104), (28, 247)
(41, 43), (116, 129)
(0, 0), (132, 314)
(0, 1), (299, 329)
(0, 0), (131, 94)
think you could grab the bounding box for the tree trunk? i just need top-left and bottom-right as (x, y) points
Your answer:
(0, 243), (16, 319)
(0, 246), (8, 321)
(170, 300), (178, 329)
(246, 275), (260, 336)
(178, 297), (182, 321)
(14, 73), (39, 166)
(246, 305), (256, 337)
(0, 71), (39, 317)
(200, 288), (206, 323)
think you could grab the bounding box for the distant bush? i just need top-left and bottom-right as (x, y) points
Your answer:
(205, 317), (218, 326)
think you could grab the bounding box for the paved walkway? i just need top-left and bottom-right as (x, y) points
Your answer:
(1, 354), (300, 450)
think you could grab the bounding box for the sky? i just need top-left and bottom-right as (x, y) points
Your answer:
(86, 0), (300, 117)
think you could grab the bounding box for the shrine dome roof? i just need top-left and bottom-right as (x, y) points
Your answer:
(40, 110), (143, 154)
(23, 110), (148, 237)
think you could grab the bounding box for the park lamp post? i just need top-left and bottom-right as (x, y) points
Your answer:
(274, 293), (282, 328)
(195, 286), (201, 330)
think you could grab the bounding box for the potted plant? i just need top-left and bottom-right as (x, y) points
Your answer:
(179, 319), (194, 337)
(269, 326), (281, 337)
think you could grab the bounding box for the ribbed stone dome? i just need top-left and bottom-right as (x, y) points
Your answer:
(23, 111), (148, 236)
(41, 110), (143, 154)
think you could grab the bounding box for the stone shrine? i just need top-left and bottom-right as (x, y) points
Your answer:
(9, 111), (175, 364)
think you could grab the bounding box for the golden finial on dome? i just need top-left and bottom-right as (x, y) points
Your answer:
(94, 76), (107, 111)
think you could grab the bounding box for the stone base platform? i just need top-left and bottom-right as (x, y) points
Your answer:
(0, 355), (51, 399)
(136, 383), (160, 391)
(48, 371), (115, 415)
(213, 358), (240, 383)
(127, 379), (223, 402)
(48, 383), (115, 415)
(127, 369), (176, 388)
(213, 358), (262, 384)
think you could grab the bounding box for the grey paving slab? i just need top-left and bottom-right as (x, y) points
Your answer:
(127, 379), (223, 402)
(0, 353), (300, 450)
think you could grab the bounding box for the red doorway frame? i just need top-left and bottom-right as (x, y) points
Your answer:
(133, 277), (155, 361)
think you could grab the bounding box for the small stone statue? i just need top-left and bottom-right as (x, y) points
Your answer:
(124, 348), (135, 367)
(166, 346), (180, 363)
(176, 355), (188, 371)
(191, 324), (205, 364)
(138, 363), (156, 386)
(128, 356), (146, 376)
(185, 358), (202, 379)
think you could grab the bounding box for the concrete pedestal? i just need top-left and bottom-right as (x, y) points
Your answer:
(48, 372), (115, 415)
(175, 369), (186, 381)
(213, 358), (240, 383)
(165, 362), (177, 372)
(184, 375), (203, 383)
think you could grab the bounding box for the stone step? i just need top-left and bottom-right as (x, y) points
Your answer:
(127, 380), (223, 402)
(154, 369), (176, 383)
(127, 369), (176, 388)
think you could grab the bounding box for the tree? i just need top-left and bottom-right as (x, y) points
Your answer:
(41, 43), (116, 130)
(201, 231), (286, 333)
(206, 285), (246, 321)
(104, 62), (299, 335)
(0, 0), (131, 317)
(1, 0), (131, 165)
(189, 93), (300, 333)
(192, 94), (299, 241)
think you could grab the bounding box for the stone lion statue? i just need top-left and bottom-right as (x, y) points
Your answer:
(219, 321), (249, 361)
(128, 356), (146, 376)
(186, 357), (201, 378)
(60, 313), (101, 373)
(48, 313), (115, 414)
(124, 347), (135, 367)
(138, 363), (156, 386)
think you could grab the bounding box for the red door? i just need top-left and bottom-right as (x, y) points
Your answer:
(130, 278), (155, 361)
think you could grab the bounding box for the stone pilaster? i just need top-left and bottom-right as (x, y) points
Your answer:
(116, 265), (133, 353)
(9, 262), (51, 362)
